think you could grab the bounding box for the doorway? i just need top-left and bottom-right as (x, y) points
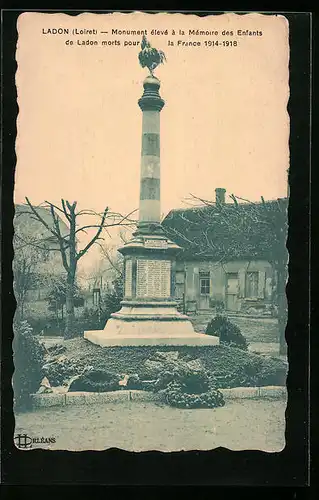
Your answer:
(225, 273), (239, 311)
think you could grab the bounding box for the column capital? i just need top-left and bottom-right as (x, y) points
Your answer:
(138, 76), (165, 112)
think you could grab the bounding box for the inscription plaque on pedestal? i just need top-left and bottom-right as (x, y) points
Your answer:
(124, 259), (132, 297)
(144, 239), (168, 249)
(136, 259), (171, 298)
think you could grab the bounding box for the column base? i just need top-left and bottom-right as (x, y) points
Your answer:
(84, 300), (219, 347)
(84, 327), (220, 347)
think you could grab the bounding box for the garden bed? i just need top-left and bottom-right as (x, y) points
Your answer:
(57, 337), (287, 389)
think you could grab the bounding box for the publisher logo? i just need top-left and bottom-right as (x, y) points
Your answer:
(14, 433), (32, 449)
(14, 433), (56, 449)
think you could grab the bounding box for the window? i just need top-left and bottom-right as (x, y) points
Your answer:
(200, 279), (210, 294)
(245, 272), (259, 298)
(200, 271), (210, 295)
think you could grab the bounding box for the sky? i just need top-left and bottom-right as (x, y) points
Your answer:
(14, 12), (290, 269)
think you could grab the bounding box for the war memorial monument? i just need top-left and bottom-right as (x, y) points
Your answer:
(85, 37), (219, 347)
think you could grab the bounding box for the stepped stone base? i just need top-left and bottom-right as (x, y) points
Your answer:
(84, 328), (219, 347)
(84, 317), (219, 347)
(85, 300), (219, 347)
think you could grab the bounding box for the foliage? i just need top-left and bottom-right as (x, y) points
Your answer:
(206, 349), (287, 388)
(136, 352), (225, 409)
(68, 369), (121, 392)
(27, 276), (124, 338)
(153, 361), (211, 393)
(126, 374), (143, 389)
(12, 320), (46, 410)
(42, 355), (86, 386)
(209, 299), (225, 313)
(60, 340), (288, 389)
(47, 344), (67, 356)
(139, 352), (225, 408)
(102, 274), (123, 315)
(47, 278), (84, 313)
(205, 315), (248, 350)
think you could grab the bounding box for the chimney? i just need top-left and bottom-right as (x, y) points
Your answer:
(215, 188), (226, 204)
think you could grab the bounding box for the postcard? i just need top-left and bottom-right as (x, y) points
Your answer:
(11, 11), (292, 456)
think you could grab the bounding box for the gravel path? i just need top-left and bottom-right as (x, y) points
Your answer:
(14, 399), (286, 453)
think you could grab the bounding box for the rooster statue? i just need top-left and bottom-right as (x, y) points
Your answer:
(138, 35), (166, 77)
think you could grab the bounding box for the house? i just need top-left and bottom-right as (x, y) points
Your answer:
(162, 189), (288, 317)
(14, 204), (69, 302)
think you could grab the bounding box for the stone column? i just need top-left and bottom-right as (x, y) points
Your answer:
(137, 76), (165, 232)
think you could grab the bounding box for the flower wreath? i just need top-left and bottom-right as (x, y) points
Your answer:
(162, 381), (225, 409)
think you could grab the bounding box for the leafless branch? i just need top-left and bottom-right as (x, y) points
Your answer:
(49, 204), (70, 273)
(98, 243), (123, 276)
(14, 233), (65, 253)
(25, 197), (61, 240)
(61, 199), (71, 222)
(76, 207), (109, 261)
(44, 200), (66, 218)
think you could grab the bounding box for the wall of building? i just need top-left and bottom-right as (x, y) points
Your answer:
(175, 259), (276, 316)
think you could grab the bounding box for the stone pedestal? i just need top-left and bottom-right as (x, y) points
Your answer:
(84, 74), (219, 347)
(85, 225), (219, 346)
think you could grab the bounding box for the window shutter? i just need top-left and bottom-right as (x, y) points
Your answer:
(258, 271), (266, 298)
(238, 270), (246, 298)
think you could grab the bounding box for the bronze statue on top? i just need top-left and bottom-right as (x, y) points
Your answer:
(138, 35), (166, 77)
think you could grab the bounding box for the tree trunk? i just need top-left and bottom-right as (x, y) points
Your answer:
(65, 276), (75, 339)
(65, 204), (77, 339)
(277, 263), (288, 356)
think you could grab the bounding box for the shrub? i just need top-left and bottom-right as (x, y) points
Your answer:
(63, 280), (123, 338)
(26, 316), (61, 336)
(102, 275), (123, 316)
(205, 314), (248, 350)
(12, 320), (46, 410)
(209, 299), (225, 313)
(74, 306), (109, 334)
(68, 368), (121, 392)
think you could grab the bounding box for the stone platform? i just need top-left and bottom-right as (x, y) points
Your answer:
(84, 297), (219, 347)
(84, 328), (219, 347)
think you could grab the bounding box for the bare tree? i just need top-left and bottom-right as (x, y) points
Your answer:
(164, 194), (288, 355)
(19, 198), (136, 338)
(95, 227), (135, 287)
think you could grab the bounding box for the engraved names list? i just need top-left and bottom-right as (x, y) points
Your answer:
(124, 259), (133, 297)
(136, 259), (171, 298)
